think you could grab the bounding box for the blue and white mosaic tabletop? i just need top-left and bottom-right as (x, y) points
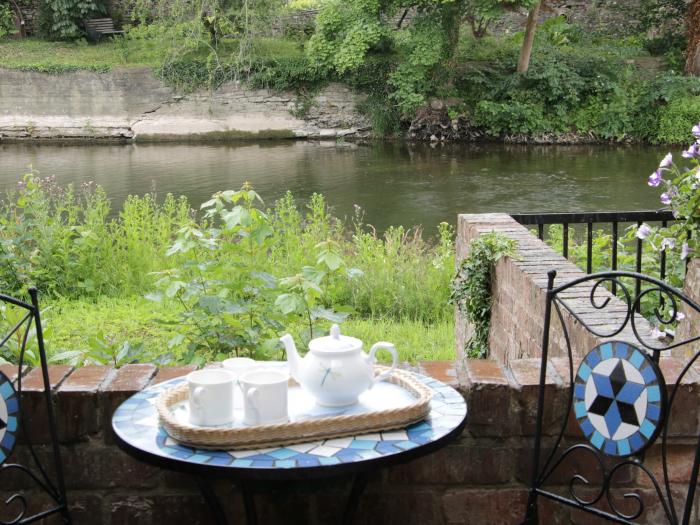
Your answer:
(574, 341), (665, 457)
(112, 369), (467, 473)
(0, 370), (18, 465)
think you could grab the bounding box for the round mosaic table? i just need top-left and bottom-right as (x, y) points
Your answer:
(112, 369), (467, 525)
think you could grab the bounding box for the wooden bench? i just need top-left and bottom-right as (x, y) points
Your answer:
(85, 18), (124, 43)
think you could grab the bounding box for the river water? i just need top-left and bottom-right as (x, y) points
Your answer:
(0, 141), (669, 233)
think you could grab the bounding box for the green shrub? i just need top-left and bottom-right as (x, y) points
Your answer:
(0, 174), (190, 298)
(655, 97), (700, 144)
(0, 4), (17, 39)
(37, 0), (105, 40)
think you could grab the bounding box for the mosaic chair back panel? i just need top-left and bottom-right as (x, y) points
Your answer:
(0, 289), (71, 524)
(521, 271), (700, 525)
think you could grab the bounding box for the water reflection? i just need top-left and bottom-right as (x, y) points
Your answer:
(0, 141), (666, 233)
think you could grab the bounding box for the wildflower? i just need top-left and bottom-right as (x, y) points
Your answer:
(648, 169), (663, 187)
(660, 237), (675, 250)
(682, 143), (700, 159)
(660, 192), (672, 205)
(650, 327), (667, 340)
(659, 153), (673, 169)
(676, 311), (686, 321)
(693, 123), (700, 139)
(682, 242), (691, 260)
(636, 223), (652, 239)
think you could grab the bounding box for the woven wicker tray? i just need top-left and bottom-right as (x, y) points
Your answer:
(156, 367), (432, 449)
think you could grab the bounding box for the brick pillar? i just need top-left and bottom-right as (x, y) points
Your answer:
(455, 213), (656, 369)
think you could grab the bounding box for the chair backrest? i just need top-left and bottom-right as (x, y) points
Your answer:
(85, 18), (116, 32)
(0, 288), (70, 524)
(522, 270), (700, 525)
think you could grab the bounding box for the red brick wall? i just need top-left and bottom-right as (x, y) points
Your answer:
(455, 213), (657, 368)
(1, 360), (699, 524)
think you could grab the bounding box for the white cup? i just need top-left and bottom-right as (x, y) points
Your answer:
(222, 357), (257, 409)
(187, 369), (236, 426)
(240, 368), (289, 426)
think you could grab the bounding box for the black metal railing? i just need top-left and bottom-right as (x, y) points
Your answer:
(510, 210), (678, 305)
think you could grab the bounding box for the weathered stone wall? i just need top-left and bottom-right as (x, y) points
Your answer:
(492, 0), (643, 36)
(0, 68), (371, 141)
(455, 213), (657, 367)
(1, 358), (698, 524)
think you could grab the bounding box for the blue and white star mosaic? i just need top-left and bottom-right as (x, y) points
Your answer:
(0, 370), (19, 465)
(574, 341), (665, 457)
(112, 372), (467, 470)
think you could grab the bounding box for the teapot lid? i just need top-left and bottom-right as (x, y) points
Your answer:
(309, 324), (362, 355)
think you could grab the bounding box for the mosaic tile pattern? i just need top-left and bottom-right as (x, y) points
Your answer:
(0, 370), (19, 465)
(574, 341), (665, 457)
(112, 371), (466, 470)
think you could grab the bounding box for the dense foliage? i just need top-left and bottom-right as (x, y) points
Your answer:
(0, 175), (453, 366)
(37, 0), (104, 40)
(450, 232), (516, 359)
(2, 0), (698, 143)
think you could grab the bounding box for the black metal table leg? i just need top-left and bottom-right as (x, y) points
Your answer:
(241, 482), (259, 525)
(196, 475), (229, 525)
(342, 472), (369, 525)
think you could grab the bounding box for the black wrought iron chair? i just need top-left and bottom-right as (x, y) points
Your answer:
(522, 270), (700, 525)
(0, 288), (71, 523)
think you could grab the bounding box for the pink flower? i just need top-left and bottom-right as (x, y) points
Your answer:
(682, 143), (700, 159)
(650, 327), (667, 340)
(693, 123), (700, 139)
(648, 169), (663, 187)
(659, 153), (673, 169)
(682, 242), (691, 260)
(660, 237), (675, 250)
(636, 223), (652, 239)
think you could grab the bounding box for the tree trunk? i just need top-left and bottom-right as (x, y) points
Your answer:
(517, 1), (541, 73)
(687, 0), (700, 76)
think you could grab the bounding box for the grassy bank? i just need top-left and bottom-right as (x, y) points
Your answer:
(45, 296), (455, 365)
(0, 175), (454, 367)
(0, 37), (161, 72)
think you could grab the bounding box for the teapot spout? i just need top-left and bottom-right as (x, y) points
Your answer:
(280, 334), (301, 381)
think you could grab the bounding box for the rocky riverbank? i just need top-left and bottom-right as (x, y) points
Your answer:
(0, 68), (372, 141)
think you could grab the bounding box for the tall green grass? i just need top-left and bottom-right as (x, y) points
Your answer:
(0, 175), (454, 365)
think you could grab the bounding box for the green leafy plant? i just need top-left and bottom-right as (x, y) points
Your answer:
(148, 184), (287, 365)
(276, 239), (360, 348)
(0, 3), (18, 39)
(0, 173), (190, 299)
(38, 0), (104, 40)
(638, 123), (700, 265)
(450, 232), (516, 359)
(50, 334), (164, 367)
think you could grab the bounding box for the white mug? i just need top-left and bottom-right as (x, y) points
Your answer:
(240, 369), (289, 426)
(222, 357), (257, 409)
(187, 369), (236, 426)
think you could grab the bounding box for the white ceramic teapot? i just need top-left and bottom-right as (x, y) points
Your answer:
(280, 324), (398, 407)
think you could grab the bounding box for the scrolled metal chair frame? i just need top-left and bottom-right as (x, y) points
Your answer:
(522, 270), (700, 525)
(0, 288), (70, 524)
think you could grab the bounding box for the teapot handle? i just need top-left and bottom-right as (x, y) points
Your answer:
(369, 342), (398, 387)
